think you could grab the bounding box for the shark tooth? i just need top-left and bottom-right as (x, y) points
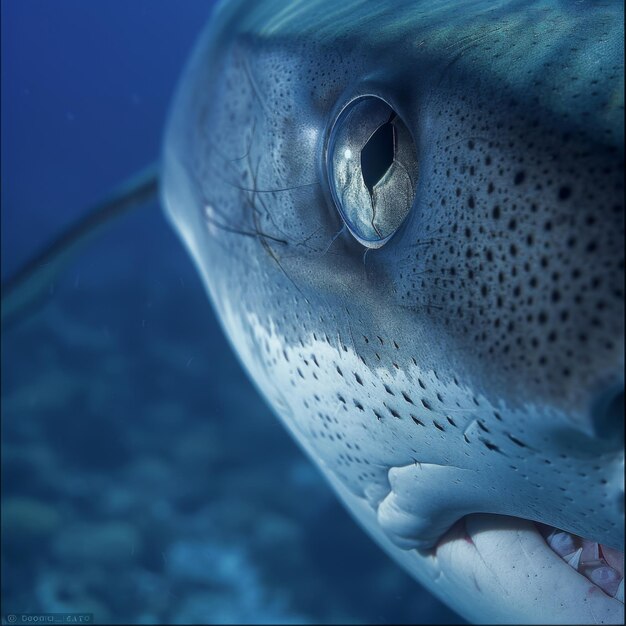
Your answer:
(547, 531), (576, 557)
(615, 579), (624, 603)
(565, 547), (583, 569)
(585, 565), (621, 597)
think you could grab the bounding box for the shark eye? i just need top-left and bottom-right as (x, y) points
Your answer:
(327, 95), (418, 248)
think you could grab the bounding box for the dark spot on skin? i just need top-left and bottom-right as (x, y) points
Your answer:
(480, 438), (504, 453)
(558, 186), (572, 200)
(507, 434), (528, 448)
(411, 415), (425, 427)
(402, 392), (414, 404)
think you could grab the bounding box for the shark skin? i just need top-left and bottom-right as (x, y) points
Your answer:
(162, 0), (625, 623)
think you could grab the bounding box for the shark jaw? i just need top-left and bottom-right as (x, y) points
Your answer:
(320, 470), (625, 625)
(429, 514), (624, 624)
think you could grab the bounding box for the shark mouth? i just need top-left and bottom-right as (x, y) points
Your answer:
(537, 522), (624, 602)
(432, 513), (625, 621)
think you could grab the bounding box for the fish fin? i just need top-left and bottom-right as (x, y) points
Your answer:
(1, 162), (160, 328)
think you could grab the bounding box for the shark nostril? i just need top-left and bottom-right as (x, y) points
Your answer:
(592, 387), (624, 441)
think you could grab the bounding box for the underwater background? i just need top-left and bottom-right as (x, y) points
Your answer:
(1, 1), (464, 623)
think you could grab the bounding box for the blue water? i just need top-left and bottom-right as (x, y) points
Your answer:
(1, 2), (463, 623)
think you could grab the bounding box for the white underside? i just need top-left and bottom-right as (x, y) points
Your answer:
(205, 299), (625, 625)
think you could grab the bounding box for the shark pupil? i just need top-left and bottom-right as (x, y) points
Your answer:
(361, 118), (396, 194)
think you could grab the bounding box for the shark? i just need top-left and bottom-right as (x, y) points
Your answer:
(3, 0), (624, 623)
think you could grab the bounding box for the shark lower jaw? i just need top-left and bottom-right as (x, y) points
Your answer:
(432, 514), (624, 623)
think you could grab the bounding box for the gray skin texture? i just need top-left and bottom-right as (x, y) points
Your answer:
(162, 0), (624, 622)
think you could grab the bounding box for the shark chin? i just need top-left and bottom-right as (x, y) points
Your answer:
(435, 517), (624, 621)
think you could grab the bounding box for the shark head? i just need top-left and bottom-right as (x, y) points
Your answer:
(162, 0), (624, 622)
